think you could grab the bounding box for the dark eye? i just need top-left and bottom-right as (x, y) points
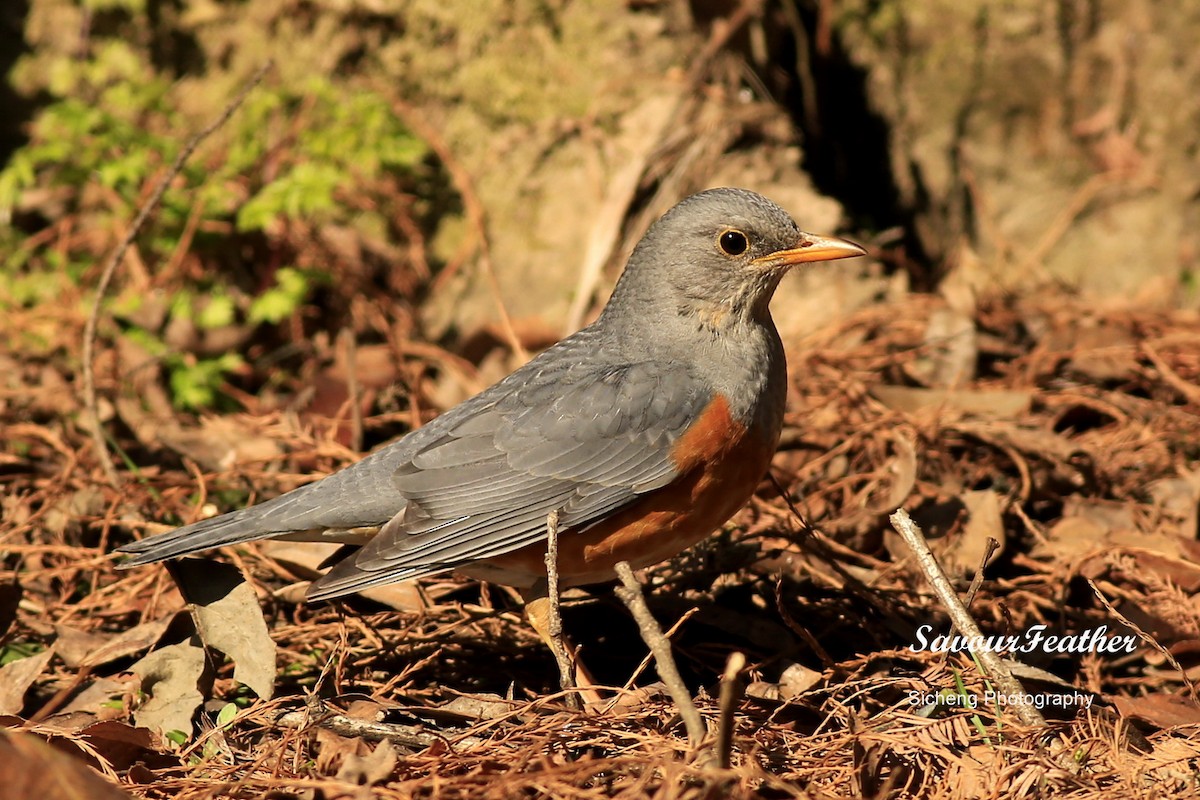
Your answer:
(718, 230), (749, 256)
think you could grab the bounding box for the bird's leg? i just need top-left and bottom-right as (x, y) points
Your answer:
(519, 581), (599, 707)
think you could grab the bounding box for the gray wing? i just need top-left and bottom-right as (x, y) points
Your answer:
(306, 355), (711, 599)
(119, 333), (711, 598)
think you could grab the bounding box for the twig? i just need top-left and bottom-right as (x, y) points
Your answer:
(939, 537), (999, 666)
(715, 651), (745, 769)
(274, 707), (486, 750)
(774, 577), (834, 667)
(768, 474), (907, 630)
(962, 537), (999, 611)
(685, 0), (764, 86)
(542, 510), (580, 709)
(613, 561), (708, 750)
(1088, 578), (1198, 699)
(80, 61), (273, 486)
(613, 607), (700, 697)
(1142, 341), (1200, 405)
(889, 509), (1045, 727)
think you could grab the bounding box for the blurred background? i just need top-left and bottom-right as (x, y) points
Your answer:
(4, 0), (1197, 433)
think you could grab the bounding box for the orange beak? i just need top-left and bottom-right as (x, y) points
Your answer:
(752, 234), (867, 271)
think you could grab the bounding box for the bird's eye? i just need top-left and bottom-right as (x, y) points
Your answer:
(718, 230), (749, 256)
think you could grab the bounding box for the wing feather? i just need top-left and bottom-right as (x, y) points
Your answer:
(121, 325), (714, 597)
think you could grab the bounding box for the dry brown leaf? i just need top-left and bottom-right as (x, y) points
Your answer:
(954, 490), (1006, 575)
(129, 638), (207, 737)
(0, 728), (132, 800)
(260, 540), (427, 611)
(0, 647), (55, 716)
(335, 738), (398, 787)
(53, 625), (111, 670)
(71, 721), (159, 770)
(40, 487), (107, 538)
(315, 725), (370, 776)
(872, 386), (1033, 418)
(1109, 550), (1200, 593)
(1110, 693), (1200, 729)
(439, 693), (520, 721)
(157, 417), (284, 472)
(778, 662), (823, 699)
(876, 431), (917, 512)
(172, 559), (276, 699)
(912, 306), (978, 388)
(81, 617), (174, 669)
(1148, 471), (1200, 540)
(55, 677), (131, 721)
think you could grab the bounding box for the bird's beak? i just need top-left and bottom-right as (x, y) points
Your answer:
(752, 234), (867, 271)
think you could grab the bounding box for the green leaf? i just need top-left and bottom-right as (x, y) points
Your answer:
(215, 702), (238, 728)
(168, 353), (244, 410)
(236, 162), (341, 231)
(248, 267), (311, 324)
(197, 294), (236, 329)
(0, 641), (44, 666)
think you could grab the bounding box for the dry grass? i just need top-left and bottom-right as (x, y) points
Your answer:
(4, 284), (1200, 798)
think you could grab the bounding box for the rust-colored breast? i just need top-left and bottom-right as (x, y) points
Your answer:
(472, 394), (777, 587)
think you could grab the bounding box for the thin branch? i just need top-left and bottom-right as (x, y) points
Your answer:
(274, 707), (486, 750)
(962, 537), (999, 611)
(542, 510), (580, 709)
(715, 651), (745, 770)
(613, 561), (708, 750)
(889, 509), (1045, 727)
(81, 61), (273, 486)
(1088, 578), (1197, 699)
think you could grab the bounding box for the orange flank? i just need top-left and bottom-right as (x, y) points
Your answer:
(473, 394), (777, 586)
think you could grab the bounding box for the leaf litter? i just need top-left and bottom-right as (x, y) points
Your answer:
(4, 273), (1200, 797)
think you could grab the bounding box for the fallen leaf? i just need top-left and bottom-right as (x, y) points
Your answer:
(158, 417), (284, 472)
(778, 662), (823, 699)
(911, 306), (978, 388)
(0, 728), (132, 800)
(172, 559), (276, 699)
(870, 432), (917, 512)
(335, 738), (398, 786)
(315, 726), (370, 776)
(873, 386), (1033, 418)
(260, 541), (427, 611)
(1148, 470), (1200, 540)
(0, 647), (55, 715)
(56, 677), (130, 720)
(1113, 549), (1200, 593)
(1110, 693), (1200, 729)
(129, 638), (207, 737)
(74, 721), (159, 770)
(41, 487), (107, 537)
(53, 626), (111, 669)
(82, 617), (174, 669)
(439, 693), (519, 721)
(953, 490), (1006, 575)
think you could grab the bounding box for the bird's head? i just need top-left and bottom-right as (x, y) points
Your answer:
(604, 188), (866, 331)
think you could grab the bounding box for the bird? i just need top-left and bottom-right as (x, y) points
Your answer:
(118, 187), (865, 641)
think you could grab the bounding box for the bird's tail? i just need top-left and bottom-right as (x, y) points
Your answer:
(116, 506), (280, 566)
